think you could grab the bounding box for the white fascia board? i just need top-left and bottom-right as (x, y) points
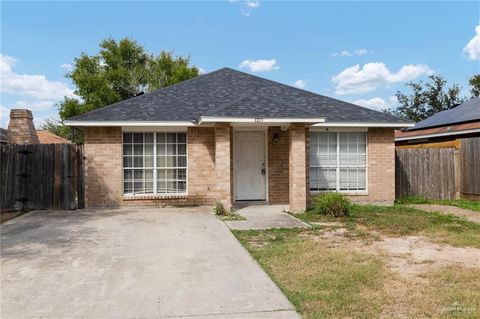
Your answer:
(312, 122), (415, 128)
(198, 116), (325, 124)
(64, 121), (196, 127)
(395, 128), (480, 141)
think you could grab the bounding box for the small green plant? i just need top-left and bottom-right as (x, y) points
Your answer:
(313, 192), (351, 217)
(213, 201), (227, 216)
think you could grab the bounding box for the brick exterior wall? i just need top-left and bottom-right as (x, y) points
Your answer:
(187, 127), (216, 205)
(268, 127), (289, 204)
(84, 127), (123, 207)
(289, 124), (307, 212)
(7, 109), (39, 144)
(83, 125), (395, 208)
(355, 127), (395, 204)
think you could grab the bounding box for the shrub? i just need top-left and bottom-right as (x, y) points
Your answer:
(313, 192), (351, 217)
(213, 201), (227, 216)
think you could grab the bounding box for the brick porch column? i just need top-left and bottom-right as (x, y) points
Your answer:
(289, 124), (307, 212)
(214, 124), (232, 211)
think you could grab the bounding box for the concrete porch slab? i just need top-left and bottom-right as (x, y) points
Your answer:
(225, 205), (310, 230)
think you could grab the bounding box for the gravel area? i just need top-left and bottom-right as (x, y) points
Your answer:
(411, 204), (480, 224)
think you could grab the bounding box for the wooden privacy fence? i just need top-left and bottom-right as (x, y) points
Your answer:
(396, 148), (457, 200)
(0, 144), (84, 211)
(395, 137), (480, 200)
(460, 137), (480, 199)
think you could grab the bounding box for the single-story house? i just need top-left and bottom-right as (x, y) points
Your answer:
(395, 97), (480, 147)
(37, 130), (72, 144)
(65, 68), (413, 211)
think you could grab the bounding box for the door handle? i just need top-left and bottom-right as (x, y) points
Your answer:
(261, 168), (266, 175)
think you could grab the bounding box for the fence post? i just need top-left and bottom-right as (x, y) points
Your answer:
(454, 140), (461, 199)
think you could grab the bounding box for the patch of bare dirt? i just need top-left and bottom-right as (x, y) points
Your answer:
(372, 236), (480, 278)
(308, 227), (480, 278)
(411, 204), (480, 223)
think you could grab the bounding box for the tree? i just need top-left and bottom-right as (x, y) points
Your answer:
(469, 74), (480, 98)
(390, 75), (465, 122)
(49, 38), (199, 143)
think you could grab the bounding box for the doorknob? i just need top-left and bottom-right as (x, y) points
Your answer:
(261, 168), (266, 175)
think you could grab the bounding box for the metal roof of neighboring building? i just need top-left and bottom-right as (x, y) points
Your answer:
(408, 97), (480, 131)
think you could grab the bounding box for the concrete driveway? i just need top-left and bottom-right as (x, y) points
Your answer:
(1, 208), (298, 319)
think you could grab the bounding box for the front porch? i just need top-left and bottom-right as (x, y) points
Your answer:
(212, 123), (309, 212)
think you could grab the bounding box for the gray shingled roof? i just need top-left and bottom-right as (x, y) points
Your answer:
(67, 67), (411, 124)
(409, 97), (480, 131)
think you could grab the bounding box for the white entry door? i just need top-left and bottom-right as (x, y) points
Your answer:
(234, 131), (267, 201)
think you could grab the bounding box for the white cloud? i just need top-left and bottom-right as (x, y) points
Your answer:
(239, 59), (279, 72)
(354, 49), (368, 56)
(60, 63), (73, 72)
(12, 100), (56, 111)
(246, 0), (259, 8)
(0, 105), (9, 128)
(0, 54), (75, 100)
(463, 25), (480, 61)
(331, 49), (369, 58)
(229, 0), (260, 17)
(353, 97), (388, 111)
(332, 62), (433, 95)
(294, 80), (307, 89)
(198, 67), (207, 75)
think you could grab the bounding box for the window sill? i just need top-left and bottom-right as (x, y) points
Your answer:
(123, 194), (188, 201)
(311, 190), (369, 196)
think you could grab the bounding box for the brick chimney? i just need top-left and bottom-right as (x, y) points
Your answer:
(7, 109), (39, 144)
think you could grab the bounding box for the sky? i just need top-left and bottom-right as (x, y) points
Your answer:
(1, 1), (479, 128)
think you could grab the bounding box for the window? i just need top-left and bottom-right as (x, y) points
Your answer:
(123, 132), (187, 195)
(310, 131), (366, 192)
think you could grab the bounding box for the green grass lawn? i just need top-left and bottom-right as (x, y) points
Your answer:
(395, 196), (480, 212)
(233, 204), (480, 318)
(297, 204), (480, 248)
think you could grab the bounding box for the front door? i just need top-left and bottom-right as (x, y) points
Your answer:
(234, 131), (267, 201)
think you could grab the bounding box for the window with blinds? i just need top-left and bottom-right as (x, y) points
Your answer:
(123, 132), (187, 195)
(310, 131), (367, 192)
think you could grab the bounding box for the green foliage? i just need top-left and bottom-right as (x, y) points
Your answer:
(395, 196), (431, 205)
(312, 192), (351, 217)
(469, 74), (480, 98)
(396, 196), (480, 212)
(389, 75), (465, 122)
(48, 37), (199, 143)
(213, 201), (227, 216)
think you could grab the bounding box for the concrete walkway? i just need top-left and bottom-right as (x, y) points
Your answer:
(411, 204), (480, 224)
(225, 205), (310, 230)
(1, 208), (299, 318)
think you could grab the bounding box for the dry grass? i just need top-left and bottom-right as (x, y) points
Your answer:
(235, 229), (388, 318)
(234, 227), (480, 318)
(383, 266), (480, 318)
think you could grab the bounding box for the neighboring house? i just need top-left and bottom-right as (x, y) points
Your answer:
(395, 97), (480, 147)
(36, 130), (72, 144)
(3, 109), (72, 144)
(65, 67), (413, 211)
(0, 128), (8, 144)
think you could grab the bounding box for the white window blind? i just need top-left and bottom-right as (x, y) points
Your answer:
(123, 132), (187, 195)
(310, 131), (366, 191)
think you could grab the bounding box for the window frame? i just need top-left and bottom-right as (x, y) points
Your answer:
(122, 130), (188, 197)
(309, 129), (368, 195)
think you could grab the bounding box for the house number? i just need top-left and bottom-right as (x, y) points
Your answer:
(254, 118), (264, 122)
